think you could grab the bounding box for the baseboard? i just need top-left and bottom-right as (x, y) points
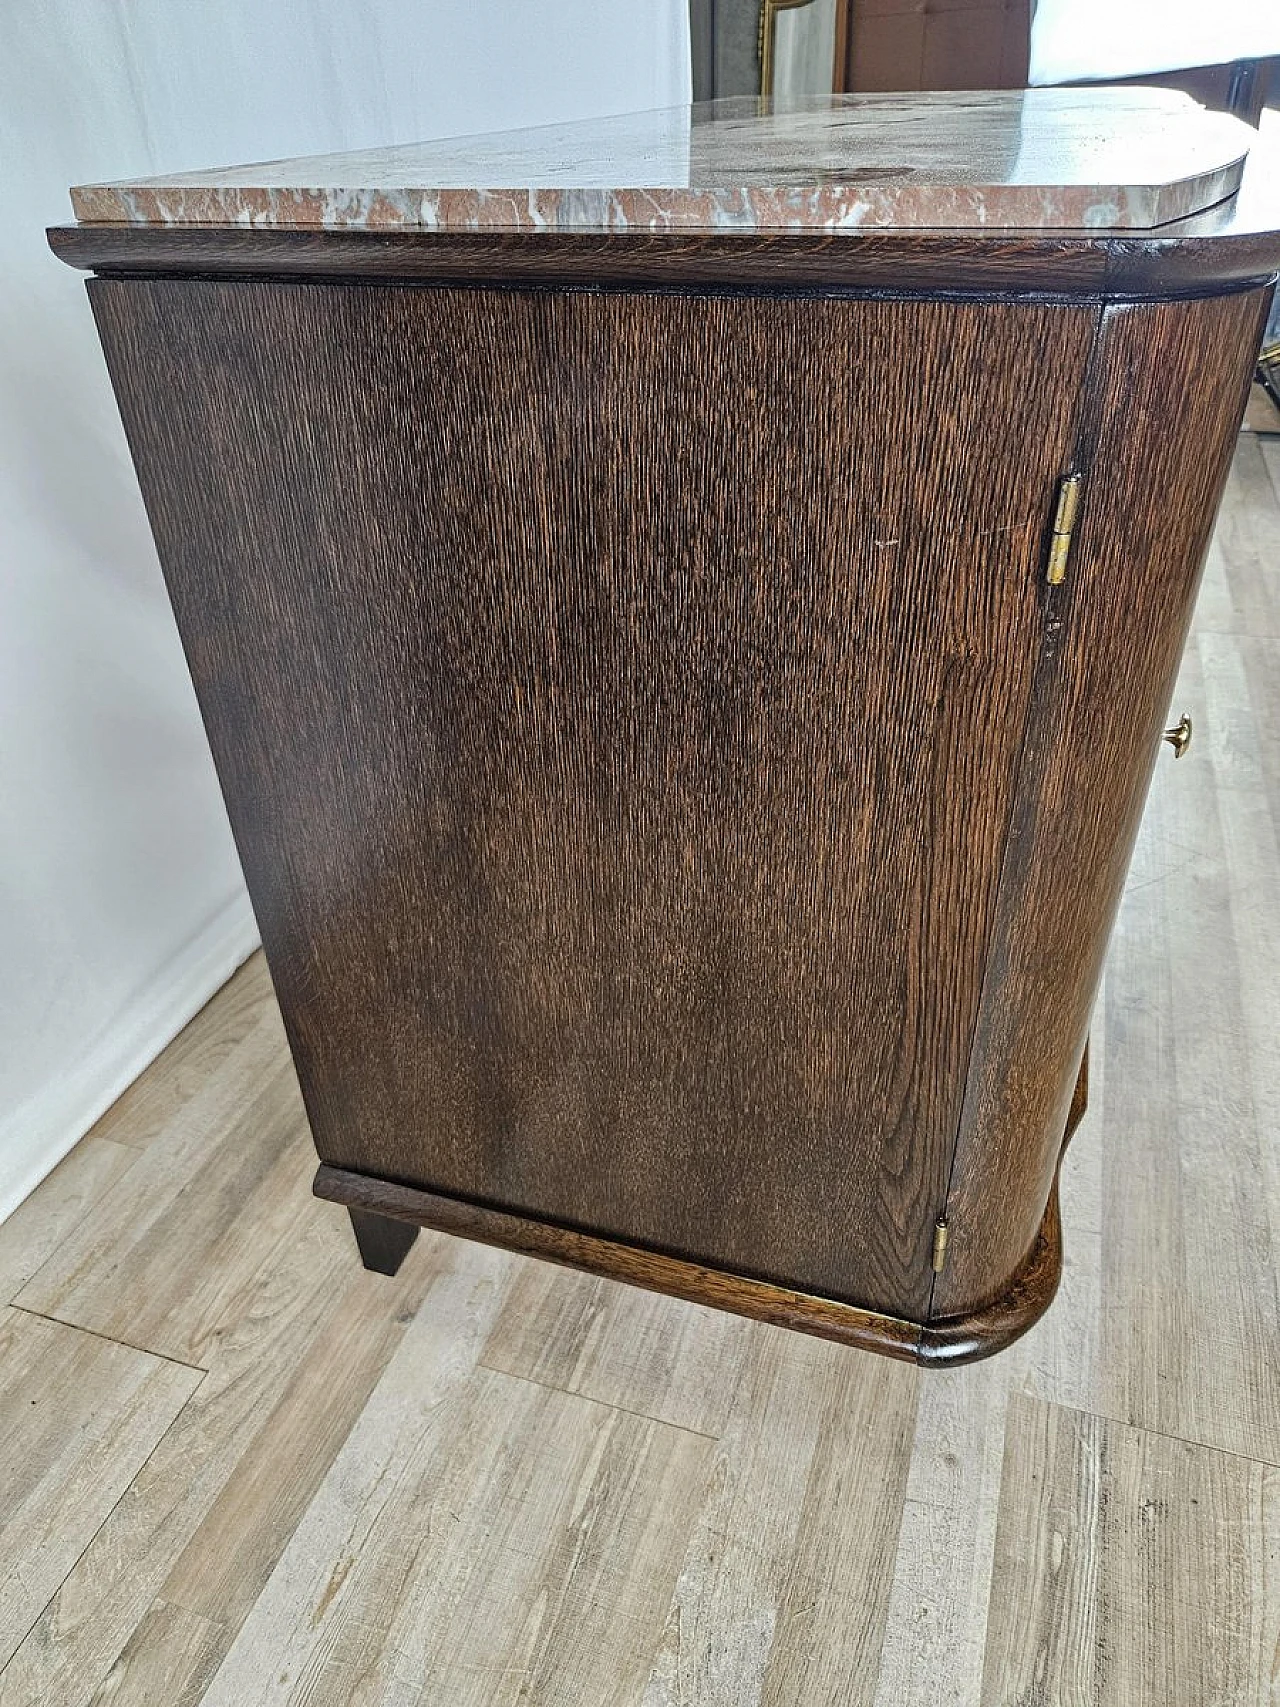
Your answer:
(0, 890), (260, 1223)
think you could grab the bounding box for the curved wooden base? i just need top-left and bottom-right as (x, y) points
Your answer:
(314, 1145), (1069, 1370)
(314, 1162), (926, 1360)
(916, 1178), (1062, 1366)
(316, 1045), (1088, 1368)
(918, 1037), (1086, 1365)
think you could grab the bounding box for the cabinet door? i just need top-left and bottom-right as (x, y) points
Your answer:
(935, 286), (1270, 1320)
(92, 280), (1094, 1319)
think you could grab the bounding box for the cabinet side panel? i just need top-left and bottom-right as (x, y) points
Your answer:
(936, 285), (1270, 1316)
(88, 279), (1092, 1319)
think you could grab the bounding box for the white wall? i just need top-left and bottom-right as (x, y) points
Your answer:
(0, 1), (690, 1222)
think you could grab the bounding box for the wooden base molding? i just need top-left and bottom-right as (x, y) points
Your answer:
(315, 1043), (1089, 1368)
(313, 1156), (1066, 1369)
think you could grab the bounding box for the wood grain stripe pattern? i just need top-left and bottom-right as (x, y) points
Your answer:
(48, 221), (1280, 298)
(89, 278), (1094, 1326)
(935, 284), (1271, 1316)
(3, 432), (1280, 1699)
(314, 1133), (1076, 1367)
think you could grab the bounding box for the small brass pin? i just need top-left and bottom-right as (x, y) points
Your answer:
(1163, 714), (1193, 758)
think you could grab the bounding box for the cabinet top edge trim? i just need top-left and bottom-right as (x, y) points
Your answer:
(47, 224), (1280, 300)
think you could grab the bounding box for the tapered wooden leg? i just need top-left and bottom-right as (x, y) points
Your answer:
(347, 1206), (419, 1275)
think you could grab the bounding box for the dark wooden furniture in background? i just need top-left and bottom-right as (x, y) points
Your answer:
(839, 0), (1029, 92)
(692, 0), (1276, 108)
(53, 96), (1280, 1364)
(690, 0), (1029, 100)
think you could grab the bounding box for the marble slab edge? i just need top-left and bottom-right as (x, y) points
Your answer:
(70, 164), (1248, 237)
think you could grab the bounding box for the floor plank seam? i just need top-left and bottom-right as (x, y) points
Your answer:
(0, 1366), (211, 1692)
(474, 1358), (724, 1442)
(8, 1303), (211, 1375)
(1021, 1389), (1280, 1471)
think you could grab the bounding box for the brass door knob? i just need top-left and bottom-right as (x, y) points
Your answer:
(1163, 714), (1193, 758)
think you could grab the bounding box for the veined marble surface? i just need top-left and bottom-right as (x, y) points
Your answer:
(71, 89), (1253, 233)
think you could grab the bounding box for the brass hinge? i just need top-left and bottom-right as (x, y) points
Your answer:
(931, 1216), (950, 1274)
(1046, 472), (1083, 586)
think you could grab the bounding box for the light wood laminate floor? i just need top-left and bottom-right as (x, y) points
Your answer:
(2, 433), (1279, 1706)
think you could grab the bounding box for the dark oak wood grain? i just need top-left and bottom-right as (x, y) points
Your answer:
(314, 1041), (1089, 1366)
(315, 1053), (1083, 1363)
(65, 154), (1275, 1358)
(919, 1177), (1062, 1364)
(47, 218), (1280, 300)
(314, 1161), (924, 1361)
(918, 1042), (1087, 1363)
(934, 285), (1271, 1316)
(88, 279), (1095, 1322)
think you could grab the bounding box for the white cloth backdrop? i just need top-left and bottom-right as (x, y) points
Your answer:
(0, 1), (691, 1221)
(1031, 0), (1280, 86)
